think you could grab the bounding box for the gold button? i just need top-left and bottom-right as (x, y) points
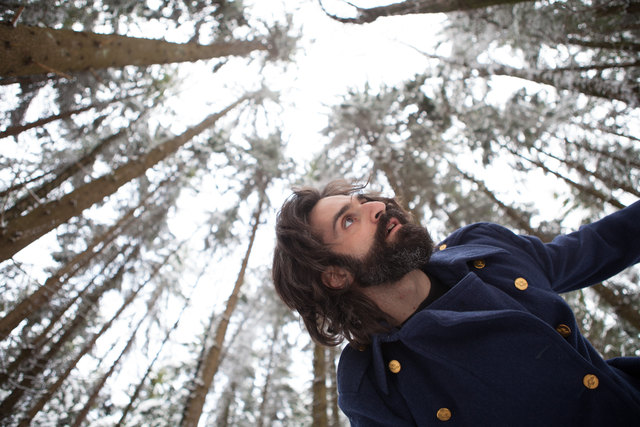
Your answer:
(514, 277), (528, 290)
(388, 360), (401, 374)
(438, 244), (447, 250)
(358, 345), (366, 351)
(556, 324), (572, 338)
(436, 407), (452, 421)
(583, 374), (599, 389)
(473, 259), (486, 269)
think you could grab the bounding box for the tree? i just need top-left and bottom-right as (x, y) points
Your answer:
(312, 343), (329, 427)
(320, 0), (535, 24)
(0, 95), (248, 261)
(0, 25), (269, 78)
(180, 194), (266, 427)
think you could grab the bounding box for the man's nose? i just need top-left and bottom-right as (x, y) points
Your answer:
(365, 201), (386, 223)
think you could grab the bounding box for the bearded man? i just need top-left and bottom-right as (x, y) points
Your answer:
(272, 180), (640, 426)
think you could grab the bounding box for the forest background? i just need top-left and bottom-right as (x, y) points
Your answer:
(0, 0), (639, 426)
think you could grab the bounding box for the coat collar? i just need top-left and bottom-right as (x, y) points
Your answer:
(369, 243), (509, 394)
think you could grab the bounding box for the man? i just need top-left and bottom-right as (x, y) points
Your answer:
(272, 180), (640, 426)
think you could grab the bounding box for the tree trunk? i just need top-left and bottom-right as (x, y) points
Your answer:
(0, 247), (135, 418)
(0, 195), (146, 339)
(257, 326), (280, 427)
(592, 283), (640, 333)
(312, 343), (329, 427)
(452, 164), (552, 239)
(3, 127), (126, 221)
(0, 96), (246, 261)
(477, 62), (639, 106)
(0, 244), (135, 389)
(0, 92), (138, 139)
(116, 249), (211, 426)
(327, 346), (341, 427)
(532, 144), (640, 198)
(501, 143), (627, 210)
(17, 235), (187, 426)
(0, 25), (268, 78)
(321, 0), (534, 24)
(71, 285), (161, 427)
(180, 195), (265, 427)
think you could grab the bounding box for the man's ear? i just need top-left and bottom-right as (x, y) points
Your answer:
(321, 266), (353, 290)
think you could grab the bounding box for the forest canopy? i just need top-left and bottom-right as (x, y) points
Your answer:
(1, 0), (638, 425)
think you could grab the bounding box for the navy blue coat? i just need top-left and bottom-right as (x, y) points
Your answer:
(338, 200), (640, 426)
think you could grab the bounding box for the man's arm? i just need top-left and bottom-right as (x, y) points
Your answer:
(521, 200), (640, 293)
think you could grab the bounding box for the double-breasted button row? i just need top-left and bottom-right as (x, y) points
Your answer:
(388, 361), (452, 421)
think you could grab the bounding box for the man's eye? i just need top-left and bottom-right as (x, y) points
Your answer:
(344, 217), (354, 228)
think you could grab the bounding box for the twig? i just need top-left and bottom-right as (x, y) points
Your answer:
(10, 6), (25, 27)
(33, 61), (73, 79)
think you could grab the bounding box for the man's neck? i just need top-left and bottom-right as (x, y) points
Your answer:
(358, 269), (431, 326)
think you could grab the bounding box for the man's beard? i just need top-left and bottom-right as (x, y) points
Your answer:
(336, 206), (434, 287)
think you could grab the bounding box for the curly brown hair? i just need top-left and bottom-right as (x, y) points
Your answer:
(272, 180), (406, 347)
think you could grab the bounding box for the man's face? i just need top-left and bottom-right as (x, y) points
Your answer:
(309, 194), (434, 287)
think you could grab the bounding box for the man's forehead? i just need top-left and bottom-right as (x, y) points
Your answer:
(309, 195), (353, 237)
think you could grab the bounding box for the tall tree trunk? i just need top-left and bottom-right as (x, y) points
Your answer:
(0, 25), (268, 78)
(565, 36), (640, 53)
(3, 126), (127, 221)
(257, 326), (280, 427)
(71, 284), (162, 427)
(327, 347), (340, 427)
(476, 62), (639, 106)
(0, 92), (139, 139)
(327, 346), (341, 427)
(116, 248), (211, 426)
(0, 96), (246, 261)
(531, 144), (640, 198)
(0, 193), (148, 339)
(0, 246), (136, 418)
(312, 343), (329, 427)
(0, 244), (136, 389)
(321, 0), (534, 24)
(500, 143), (627, 209)
(592, 283), (640, 333)
(451, 163), (552, 239)
(180, 195), (265, 427)
(17, 235), (188, 426)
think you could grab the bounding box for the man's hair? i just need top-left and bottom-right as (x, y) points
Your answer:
(272, 180), (399, 347)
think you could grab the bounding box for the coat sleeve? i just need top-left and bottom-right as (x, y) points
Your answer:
(517, 200), (640, 293)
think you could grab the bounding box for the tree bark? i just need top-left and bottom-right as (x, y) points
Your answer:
(321, 0), (534, 24)
(532, 144), (640, 198)
(501, 143), (627, 210)
(71, 285), (161, 427)
(17, 235), (188, 426)
(3, 127), (125, 221)
(0, 96), (246, 261)
(257, 326), (280, 427)
(0, 92), (138, 139)
(477, 62), (640, 106)
(180, 195), (265, 427)
(0, 244), (134, 389)
(327, 346), (341, 427)
(0, 247), (135, 417)
(0, 195), (146, 339)
(0, 25), (268, 78)
(312, 343), (329, 427)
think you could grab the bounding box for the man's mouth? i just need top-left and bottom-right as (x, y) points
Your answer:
(386, 217), (401, 239)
